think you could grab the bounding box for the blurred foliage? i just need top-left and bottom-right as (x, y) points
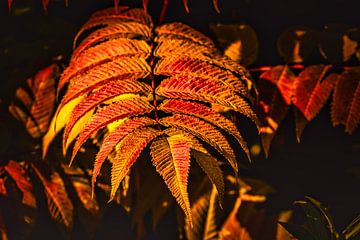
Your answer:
(280, 197), (360, 240)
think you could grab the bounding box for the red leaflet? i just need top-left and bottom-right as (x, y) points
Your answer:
(260, 65), (295, 105)
(159, 99), (250, 160)
(63, 80), (151, 150)
(59, 57), (150, 106)
(294, 65), (337, 121)
(71, 98), (154, 163)
(155, 57), (248, 96)
(110, 127), (162, 200)
(5, 161), (36, 208)
(63, 39), (150, 85)
(156, 76), (257, 123)
(257, 65), (296, 156)
(150, 136), (192, 224)
(73, 22), (151, 61)
(91, 117), (156, 192)
(156, 23), (215, 47)
(331, 67), (360, 134)
(159, 114), (237, 172)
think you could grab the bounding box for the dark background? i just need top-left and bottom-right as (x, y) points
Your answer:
(0, 0), (359, 239)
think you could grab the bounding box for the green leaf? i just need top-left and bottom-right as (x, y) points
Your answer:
(343, 215), (360, 239)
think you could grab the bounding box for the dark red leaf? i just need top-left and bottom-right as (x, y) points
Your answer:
(294, 65), (337, 121)
(331, 67), (360, 134)
(5, 161), (36, 208)
(257, 65), (296, 156)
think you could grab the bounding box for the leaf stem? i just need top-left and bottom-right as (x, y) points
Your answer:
(159, 0), (169, 24)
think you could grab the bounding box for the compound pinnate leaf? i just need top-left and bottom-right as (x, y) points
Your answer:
(50, 7), (258, 218)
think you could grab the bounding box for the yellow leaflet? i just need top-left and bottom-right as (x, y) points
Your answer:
(102, 92), (153, 105)
(108, 118), (128, 153)
(42, 95), (84, 158)
(107, 118), (128, 132)
(64, 108), (95, 155)
(224, 40), (242, 62)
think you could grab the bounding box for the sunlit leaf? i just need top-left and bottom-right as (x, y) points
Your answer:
(70, 97), (154, 164)
(159, 99), (250, 159)
(156, 23), (215, 47)
(43, 95), (85, 158)
(159, 114), (237, 172)
(62, 80), (152, 152)
(55, 6), (257, 215)
(110, 127), (161, 200)
(92, 117), (156, 190)
(156, 76), (258, 125)
(150, 135), (192, 225)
